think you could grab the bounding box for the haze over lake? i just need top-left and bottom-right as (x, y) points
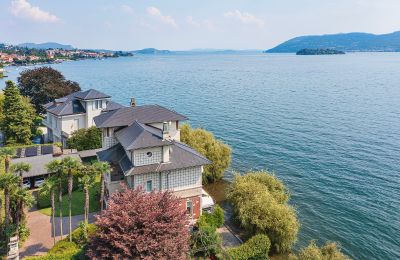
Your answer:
(3, 52), (400, 259)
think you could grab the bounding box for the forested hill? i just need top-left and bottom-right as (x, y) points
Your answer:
(265, 31), (400, 53)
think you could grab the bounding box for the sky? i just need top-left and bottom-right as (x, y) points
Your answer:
(1, 0), (400, 50)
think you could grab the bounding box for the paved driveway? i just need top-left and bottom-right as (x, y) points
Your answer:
(19, 206), (97, 258)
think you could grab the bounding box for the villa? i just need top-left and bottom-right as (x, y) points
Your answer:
(42, 89), (123, 146)
(94, 103), (210, 221)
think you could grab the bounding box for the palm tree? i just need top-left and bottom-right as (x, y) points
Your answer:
(78, 165), (96, 224)
(93, 161), (110, 211)
(0, 147), (16, 173)
(0, 173), (19, 238)
(11, 186), (34, 231)
(40, 177), (57, 245)
(10, 162), (31, 188)
(61, 156), (80, 242)
(46, 159), (64, 239)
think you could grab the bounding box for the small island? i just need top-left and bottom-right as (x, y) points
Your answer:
(296, 48), (345, 55)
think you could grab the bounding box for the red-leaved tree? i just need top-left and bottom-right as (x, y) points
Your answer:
(86, 184), (190, 259)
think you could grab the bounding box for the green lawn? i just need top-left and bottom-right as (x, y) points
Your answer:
(39, 182), (100, 217)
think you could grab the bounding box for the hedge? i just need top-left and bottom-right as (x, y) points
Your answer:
(197, 205), (225, 230)
(227, 234), (271, 260)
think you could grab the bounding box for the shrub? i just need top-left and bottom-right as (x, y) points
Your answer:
(228, 171), (300, 253)
(67, 126), (101, 151)
(227, 234), (271, 260)
(180, 124), (231, 183)
(190, 225), (222, 257)
(68, 222), (97, 246)
(289, 240), (350, 260)
(87, 185), (190, 259)
(198, 205), (225, 230)
(48, 240), (80, 255)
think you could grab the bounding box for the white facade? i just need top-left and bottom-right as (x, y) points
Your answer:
(44, 98), (109, 146)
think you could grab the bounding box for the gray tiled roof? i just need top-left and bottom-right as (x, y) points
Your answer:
(103, 101), (125, 112)
(44, 89), (110, 116)
(46, 99), (86, 116)
(97, 143), (133, 173)
(115, 121), (171, 151)
(74, 89), (111, 100)
(93, 105), (188, 128)
(97, 142), (210, 176)
(12, 153), (82, 178)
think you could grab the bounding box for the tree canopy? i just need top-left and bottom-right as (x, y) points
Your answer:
(180, 124), (231, 183)
(289, 241), (350, 260)
(66, 126), (102, 151)
(228, 171), (300, 253)
(17, 67), (81, 114)
(87, 185), (190, 259)
(1, 81), (35, 145)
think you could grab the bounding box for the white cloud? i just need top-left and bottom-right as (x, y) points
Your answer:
(10, 0), (59, 23)
(186, 16), (201, 28)
(121, 4), (134, 14)
(186, 16), (218, 32)
(224, 10), (265, 28)
(147, 6), (177, 28)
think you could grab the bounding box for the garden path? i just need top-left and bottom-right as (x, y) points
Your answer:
(19, 206), (97, 258)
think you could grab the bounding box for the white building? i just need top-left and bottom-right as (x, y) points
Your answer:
(95, 104), (210, 220)
(42, 89), (122, 146)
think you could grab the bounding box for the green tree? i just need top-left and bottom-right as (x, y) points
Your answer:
(78, 165), (97, 224)
(40, 177), (57, 245)
(190, 225), (222, 257)
(17, 67), (81, 114)
(61, 156), (80, 242)
(93, 161), (110, 211)
(228, 171), (300, 253)
(46, 159), (65, 239)
(2, 81), (34, 145)
(227, 234), (271, 260)
(289, 240), (350, 260)
(0, 147), (16, 173)
(180, 124), (231, 183)
(10, 162), (31, 188)
(10, 186), (34, 233)
(67, 126), (102, 151)
(0, 173), (19, 239)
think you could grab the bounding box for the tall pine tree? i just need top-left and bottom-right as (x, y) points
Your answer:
(2, 81), (34, 145)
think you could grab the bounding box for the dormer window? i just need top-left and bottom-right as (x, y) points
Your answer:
(93, 100), (103, 110)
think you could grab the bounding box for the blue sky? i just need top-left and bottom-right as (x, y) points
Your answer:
(2, 0), (400, 50)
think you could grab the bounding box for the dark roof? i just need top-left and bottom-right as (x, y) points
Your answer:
(97, 142), (210, 176)
(44, 89), (110, 116)
(115, 121), (171, 151)
(94, 105), (188, 128)
(97, 144), (133, 173)
(103, 101), (125, 112)
(74, 89), (111, 100)
(12, 153), (82, 178)
(46, 99), (86, 116)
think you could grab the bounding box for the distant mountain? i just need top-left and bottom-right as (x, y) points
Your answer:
(132, 48), (172, 54)
(18, 42), (74, 50)
(266, 31), (400, 53)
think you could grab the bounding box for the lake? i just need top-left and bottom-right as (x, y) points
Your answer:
(2, 52), (400, 259)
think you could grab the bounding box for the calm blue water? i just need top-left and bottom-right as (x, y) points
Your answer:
(2, 53), (400, 259)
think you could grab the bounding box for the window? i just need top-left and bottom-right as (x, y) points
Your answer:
(93, 100), (102, 110)
(186, 200), (193, 215)
(106, 128), (110, 137)
(146, 151), (153, 158)
(146, 180), (153, 192)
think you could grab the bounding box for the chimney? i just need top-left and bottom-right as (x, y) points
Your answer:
(130, 98), (136, 107)
(162, 122), (169, 140)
